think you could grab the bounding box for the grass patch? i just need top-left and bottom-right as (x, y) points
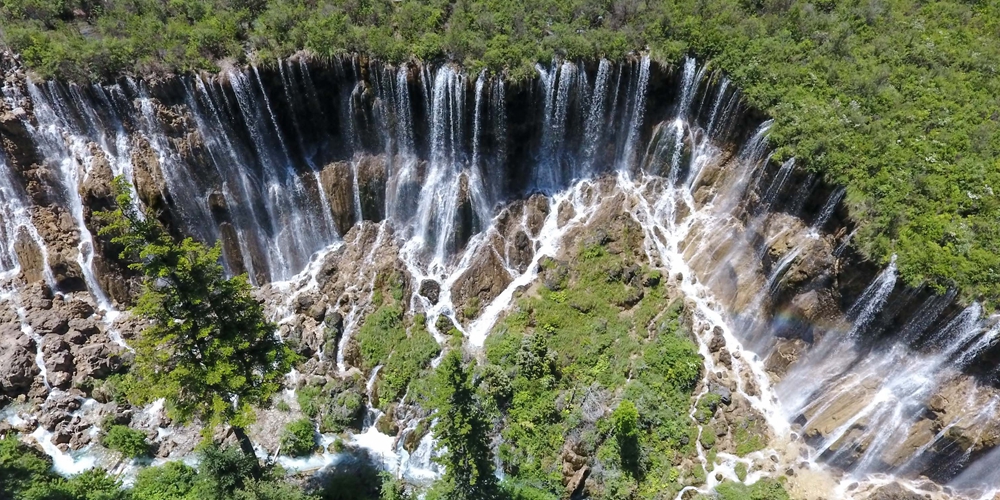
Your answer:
(377, 314), (441, 408)
(734, 420), (766, 457)
(712, 478), (790, 500)
(735, 462), (748, 482)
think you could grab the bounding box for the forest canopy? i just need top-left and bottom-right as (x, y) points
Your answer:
(1, 0), (999, 303)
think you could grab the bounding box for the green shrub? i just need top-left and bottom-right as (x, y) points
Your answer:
(734, 421), (766, 457)
(715, 478), (790, 500)
(378, 471), (411, 500)
(297, 386), (324, 418)
(699, 427), (716, 449)
(612, 400), (641, 476)
(196, 443), (259, 497)
(133, 461), (199, 500)
(377, 316), (441, 408)
(102, 425), (150, 458)
(280, 418), (317, 457)
(234, 478), (316, 500)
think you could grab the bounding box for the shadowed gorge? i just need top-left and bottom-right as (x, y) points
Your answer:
(0, 53), (999, 500)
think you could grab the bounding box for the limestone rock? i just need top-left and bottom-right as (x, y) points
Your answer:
(566, 465), (590, 497)
(525, 194), (549, 237)
(451, 244), (513, 322)
(320, 161), (356, 236)
(357, 155), (387, 222)
(73, 342), (124, 384)
(0, 327), (39, 396)
(0, 107), (39, 168)
(864, 483), (923, 500)
(419, 279), (440, 305)
(764, 338), (807, 378)
(131, 137), (167, 211)
(13, 228), (45, 284)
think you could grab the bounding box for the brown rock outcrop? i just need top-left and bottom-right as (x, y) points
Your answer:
(320, 160), (356, 235)
(0, 325), (39, 396)
(451, 235), (513, 322)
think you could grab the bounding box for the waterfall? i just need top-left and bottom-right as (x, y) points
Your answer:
(812, 186), (846, 230)
(7, 55), (1000, 497)
(617, 55), (651, 173)
(582, 59), (612, 174)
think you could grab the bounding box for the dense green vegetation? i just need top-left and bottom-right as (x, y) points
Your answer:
(700, 479), (791, 500)
(481, 228), (709, 498)
(4, 0), (998, 303)
(101, 425), (150, 459)
(0, 434), (395, 500)
(96, 177), (297, 458)
(353, 273), (440, 409)
(428, 351), (501, 500)
(295, 377), (368, 434)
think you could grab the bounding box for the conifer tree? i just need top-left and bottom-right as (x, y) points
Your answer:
(431, 351), (499, 500)
(97, 177), (296, 459)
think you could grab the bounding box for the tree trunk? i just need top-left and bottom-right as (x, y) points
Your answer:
(232, 425), (262, 478)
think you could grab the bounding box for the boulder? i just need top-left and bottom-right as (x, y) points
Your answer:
(0, 328), (39, 396)
(524, 194), (550, 237)
(27, 309), (69, 335)
(418, 279), (440, 305)
(80, 148), (114, 211)
(566, 465), (589, 498)
(67, 318), (100, 338)
(73, 343), (124, 384)
(307, 303), (327, 322)
(0, 107), (39, 168)
(451, 172), (478, 253)
(131, 137), (167, 211)
(764, 338), (807, 378)
(48, 249), (86, 292)
(557, 200), (575, 227)
(708, 326), (726, 353)
(508, 230), (533, 273)
(864, 483), (923, 500)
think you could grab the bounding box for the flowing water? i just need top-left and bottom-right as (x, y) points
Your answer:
(3, 55), (1000, 498)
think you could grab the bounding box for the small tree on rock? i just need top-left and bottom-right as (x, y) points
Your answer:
(98, 177), (296, 459)
(612, 399), (641, 478)
(431, 350), (499, 500)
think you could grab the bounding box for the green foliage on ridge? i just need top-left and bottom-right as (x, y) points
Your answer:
(354, 275), (440, 409)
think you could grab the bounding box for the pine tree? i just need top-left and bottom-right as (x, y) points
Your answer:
(97, 177), (296, 460)
(431, 351), (499, 500)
